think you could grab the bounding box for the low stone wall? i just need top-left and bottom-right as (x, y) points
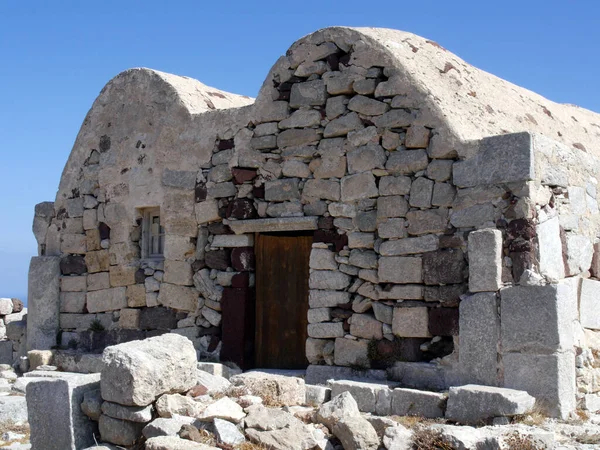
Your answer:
(0, 298), (26, 366)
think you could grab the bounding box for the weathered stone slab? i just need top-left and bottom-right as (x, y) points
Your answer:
(230, 371), (305, 406)
(453, 132), (535, 188)
(227, 217), (318, 234)
(468, 229), (502, 292)
(157, 283), (198, 312)
(503, 351), (575, 419)
(99, 414), (145, 446)
(390, 388), (446, 418)
(379, 235), (439, 256)
(536, 216), (565, 282)
(329, 380), (392, 415)
(101, 334), (197, 406)
(500, 283), (576, 354)
(333, 416), (379, 450)
(458, 292), (500, 386)
(334, 338), (370, 367)
(580, 278), (600, 330)
(87, 287), (127, 313)
(378, 257), (422, 284)
(27, 373), (101, 450)
(305, 364), (387, 385)
(309, 290), (350, 308)
(387, 362), (447, 390)
(445, 384), (535, 424)
(392, 307), (431, 338)
(145, 435), (215, 450)
(27, 256), (61, 350)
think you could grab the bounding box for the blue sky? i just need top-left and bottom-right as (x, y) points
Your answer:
(1, 1), (599, 303)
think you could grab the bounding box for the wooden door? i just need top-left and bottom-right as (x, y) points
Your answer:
(255, 233), (312, 369)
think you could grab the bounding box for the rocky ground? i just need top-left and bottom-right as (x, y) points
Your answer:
(2, 362), (600, 450)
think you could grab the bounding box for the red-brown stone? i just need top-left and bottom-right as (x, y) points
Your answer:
(226, 198), (257, 220)
(231, 247), (255, 272)
(232, 168), (257, 185)
(231, 272), (250, 288)
(428, 307), (459, 336)
(221, 287), (255, 370)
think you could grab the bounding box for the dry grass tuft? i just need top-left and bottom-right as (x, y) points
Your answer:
(412, 427), (455, 450)
(0, 421), (31, 445)
(391, 415), (446, 429)
(512, 402), (548, 426)
(504, 432), (544, 450)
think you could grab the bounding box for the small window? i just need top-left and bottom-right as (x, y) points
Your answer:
(141, 208), (164, 259)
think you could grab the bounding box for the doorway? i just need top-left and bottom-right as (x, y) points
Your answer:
(254, 232), (312, 369)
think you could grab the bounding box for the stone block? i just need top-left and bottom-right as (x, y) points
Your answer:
(158, 283), (198, 313)
(109, 265), (136, 287)
(500, 284), (576, 354)
(212, 235), (254, 248)
(265, 178), (300, 202)
(427, 160), (453, 182)
(348, 95), (389, 116)
(126, 284), (146, 308)
(458, 293), (500, 386)
(390, 388), (446, 418)
(377, 218), (407, 239)
(341, 172), (378, 202)
(378, 257), (422, 284)
(27, 373), (101, 450)
(348, 232), (374, 249)
(85, 250), (109, 274)
(231, 247), (255, 271)
(309, 248), (337, 271)
(379, 176), (412, 196)
(139, 307), (178, 331)
(406, 209), (448, 235)
(305, 384), (331, 406)
(580, 278), (600, 330)
(377, 196), (409, 219)
(101, 334), (196, 406)
(347, 144), (386, 174)
(392, 307), (431, 338)
(230, 372), (305, 406)
(290, 80), (326, 108)
(330, 380), (392, 415)
(305, 364), (387, 385)
(303, 179), (341, 201)
(431, 182), (456, 206)
(308, 322), (344, 339)
(99, 414), (145, 446)
(324, 112), (363, 138)
(334, 338), (370, 368)
(503, 351), (575, 419)
(379, 235), (439, 256)
(452, 132), (534, 188)
(60, 276), (87, 292)
(468, 229), (502, 292)
(450, 203), (496, 228)
(385, 149), (428, 175)
(565, 234), (593, 276)
(350, 314), (382, 340)
(163, 260), (193, 286)
(277, 128), (321, 148)
(536, 216), (565, 281)
(308, 308), (331, 324)
(27, 256), (61, 350)
(87, 287), (127, 313)
(445, 384), (535, 424)
(387, 362), (447, 390)
(195, 200), (220, 224)
(0, 340), (12, 365)
(309, 271), (350, 290)
(422, 249), (466, 285)
(60, 292), (86, 313)
(409, 177), (434, 208)
(118, 309), (140, 329)
(309, 290), (350, 308)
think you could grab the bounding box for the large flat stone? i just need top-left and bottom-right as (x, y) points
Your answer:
(468, 229), (502, 292)
(305, 365), (387, 385)
(536, 216), (565, 282)
(27, 373), (101, 450)
(230, 371), (305, 406)
(458, 293), (500, 386)
(580, 278), (600, 330)
(500, 283), (576, 354)
(390, 388), (446, 418)
(452, 132), (535, 188)
(227, 217), (318, 234)
(503, 351), (575, 419)
(445, 384), (535, 424)
(329, 380), (393, 416)
(27, 256), (61, 350)
(101, 334), (197, 406)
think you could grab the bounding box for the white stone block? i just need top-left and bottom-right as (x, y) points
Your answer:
(468, 229), (502, 292)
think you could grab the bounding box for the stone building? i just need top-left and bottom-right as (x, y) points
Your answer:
(28, 27), (600, 418)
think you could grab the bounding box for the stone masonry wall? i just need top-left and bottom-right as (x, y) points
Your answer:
(28, 28), (600, 418)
